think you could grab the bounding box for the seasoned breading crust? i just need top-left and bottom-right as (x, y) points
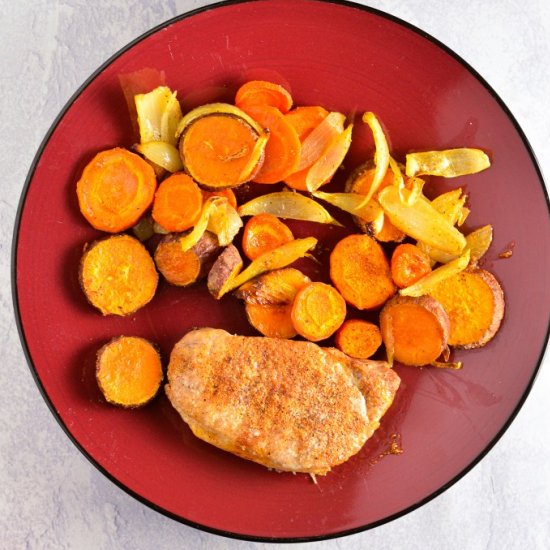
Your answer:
(165, 328), (400, 474)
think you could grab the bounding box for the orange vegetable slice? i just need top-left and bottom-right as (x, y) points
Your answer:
(76, 147), (157, 233)
(235, 80), (293, 113)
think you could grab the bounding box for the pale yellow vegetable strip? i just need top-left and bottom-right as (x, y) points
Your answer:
(175, 102), (265, 138)
(218, 237), (318, 298)
(378, 186), (467, 255)
(160, 91), (183, 146)
(206, 200), (243, 247)
(237, 133), (269, 182)
(400, 249), (470, 297)
(430, 188), (466, 224)
(359, 112), (390, 205)
(405, 148), (490, 178)
(238, 191), (343, 226)
(306, 124), (353, 192)
(295, 112), (345, 171)
(467, 224), (493, 264)
(179, 197), (221, 252)
(135, 86), (173, 143)
(135, 141), (183, 173)
(458, 207), (470, 227)
(416, 189), (467, 262)
(312, 191), (382, 222)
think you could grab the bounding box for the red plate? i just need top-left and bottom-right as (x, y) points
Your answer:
(13, 0), (550, 542)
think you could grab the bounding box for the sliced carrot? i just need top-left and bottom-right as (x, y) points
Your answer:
(291, 282), (347, 342)
(380, 295), (450, 366)
(391, 243), (432, 289)
(179, 112), (265, 189)
(330, 234), (396, 310)
(241, 104), (301, 183)
(76, 147), (157, 233)
(335, 319), (382, 359)
(283, 167), (310, 191)
(242, 213), (294, 260)
(154, 231), (220, 287)
(151, 173), (203, 232)
(80, 235), (158, 316)
(285, 106), (329, 140)
(96, 336), (163, 407)
(245, 302), (297, 339)
(201, 188), (237, 209)
(235, 80), (293, 113)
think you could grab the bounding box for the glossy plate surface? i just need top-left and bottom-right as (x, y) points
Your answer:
(13, 0), (550, 541)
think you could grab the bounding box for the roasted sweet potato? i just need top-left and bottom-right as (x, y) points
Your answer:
(428, 268), (505, 349)
(330, 234), (396, 310)
(380, 295), (450, 366)
(245, 302), (297, 339)
(207, 244), (243, 299)
(235, 267), (311, 305)
(154, 231), (220, 287)
(96, 336), (163, 407)
(80, 234), (158, 316)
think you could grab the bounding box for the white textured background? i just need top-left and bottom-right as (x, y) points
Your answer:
(2, 1), (549, 548)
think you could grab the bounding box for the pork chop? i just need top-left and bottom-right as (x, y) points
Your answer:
(165, 328), (400, 474)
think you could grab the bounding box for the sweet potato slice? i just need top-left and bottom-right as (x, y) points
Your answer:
(154, 231), (220, 287)
(178, 108), (266, 189)
(207, 244), (243, 299)
(96, 336), (163, 407)
(235, 267), (311, 305)
(428, 268), (505, 349)
(330, 234), (396, 310)
(380, 295), (450, 366)
(391, 243), (432, 289)
(245, 302), (297, 339)
(80, 235), (158, 316)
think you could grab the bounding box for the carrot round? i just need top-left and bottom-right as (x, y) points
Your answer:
(96, 336), (163, 407)
(245, 302), (297, 339)
(380, 295), (450, 366)
(80, 234), (158, 316)
(285, 106), (329, 140)
(179, 113), (264, 189)
(291, 282), (347, 342)
(154, 231), (220, 287)
(152, 173), (203, 232)
(242, 213), (294, 260)
(235, 80), (293, 113)
(76, 147), (156, 233)
(330, 234), (396, 310)
(391, 243), (432, 289)
(335, 319), (382, 359)
(201, 188), (237, 209)
(242, 105), (301, 183)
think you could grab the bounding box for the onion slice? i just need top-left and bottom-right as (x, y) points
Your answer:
(306, 124), (353, 192)
(378, 186), (466, 255)
(135, 142), (183, 173)
(359, 112), (390, 205)
(218, 237), (318, 298)
(406, 148), (490, 178)
(238, 191), (343, 226)
(400, 250), (471, 297)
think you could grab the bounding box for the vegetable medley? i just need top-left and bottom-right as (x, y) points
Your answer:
(76, 78), (505, 407)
